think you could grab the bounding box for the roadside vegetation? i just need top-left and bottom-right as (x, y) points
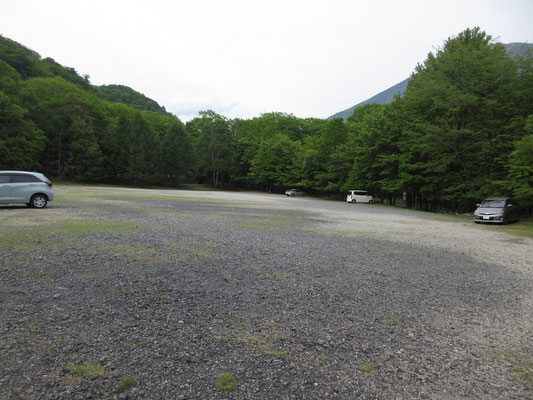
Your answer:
(1, 27), (531, 216)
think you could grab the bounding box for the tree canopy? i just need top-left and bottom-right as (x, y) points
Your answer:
(1, 29), (531, 212)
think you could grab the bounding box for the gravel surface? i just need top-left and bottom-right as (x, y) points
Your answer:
(1, 186), (532, 399)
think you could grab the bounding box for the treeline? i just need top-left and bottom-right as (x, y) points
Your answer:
(1, 28), (532, 212)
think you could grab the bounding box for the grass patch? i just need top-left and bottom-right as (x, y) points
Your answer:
(495, 219), (533, 240)
(259, 272), (294, 281)
(487, 350), (533, 386)
(193, 249), (221, 258)
(0, 236), (37, 251)
(357, 363), (376, 373)
(219, 319), (293, 361)
(216, 372), (236, 392)
(63, 361), (107, 378)
(514, 366), (533, 384)
(51, 220), (139, 234)
(385, 314), (408, 326)
(118, 377), (136, 391)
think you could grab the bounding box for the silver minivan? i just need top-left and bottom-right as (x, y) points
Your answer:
(473, 197), (520, 224)
(0, 171), (54, 208)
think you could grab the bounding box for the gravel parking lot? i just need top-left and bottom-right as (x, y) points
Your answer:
(1, 186), (532, 399)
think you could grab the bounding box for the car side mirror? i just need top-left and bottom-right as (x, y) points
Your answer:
(476, 203), (480, 207)
(507, 204), (513, 207)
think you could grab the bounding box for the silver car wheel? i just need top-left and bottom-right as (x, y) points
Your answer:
(30, 194), (47, 208)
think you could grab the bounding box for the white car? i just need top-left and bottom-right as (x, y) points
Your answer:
(285, 188), (304, 197)
(0, 171), (54, 208)
(346, 190), (373, 204)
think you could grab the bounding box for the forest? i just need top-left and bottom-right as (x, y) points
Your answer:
(1, 28), (532, 213)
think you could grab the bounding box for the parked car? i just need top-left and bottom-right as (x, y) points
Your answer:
(0, 171), (54, 208)
(346, 190), (373, 204)
(473, 197), (519, 224)
(285, 188), (304, 197)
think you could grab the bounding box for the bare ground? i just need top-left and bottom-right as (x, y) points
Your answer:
(1, 186), (532, 399)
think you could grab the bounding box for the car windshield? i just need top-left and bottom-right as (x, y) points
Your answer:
(480, 200), (506, 208)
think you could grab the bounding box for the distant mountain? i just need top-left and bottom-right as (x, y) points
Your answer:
(328, 79), (408, 120)
(328, 42), (532, 121)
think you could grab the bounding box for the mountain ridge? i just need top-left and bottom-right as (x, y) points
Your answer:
(328, 42), (532, 121)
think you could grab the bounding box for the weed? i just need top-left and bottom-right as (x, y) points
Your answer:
(118, 377), (136, 391)
(514, 366), (533, 384)
(216, 372), (236, 392)
(122, 289), (131, 296)
(487, 350), (533, 385)
(221, 320), (293, 361)
(193, 249), (221, 258)
(55, 337), (64, 345)
(63, 361), (107, 378)
(256, 343), (293, 360)
(357, 363), (376, 373)
(385, 314), (407, 326)
(222, 272), (232, 281)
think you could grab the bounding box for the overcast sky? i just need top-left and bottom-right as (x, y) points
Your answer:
(1, 0), (532, 121)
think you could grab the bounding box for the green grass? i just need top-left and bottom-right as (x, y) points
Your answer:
(216, 372), (236, 392)
(357, 363), (376, 373)
(514, 366), (533, 384)
(495, 219), (533, 239)
(118, 377), (136, 391)
(63, 361), (107, 378)
(487, 350), (533, 386)
(421, 210), (533, 239)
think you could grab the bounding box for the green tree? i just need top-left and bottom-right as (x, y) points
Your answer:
(506, 131), (533, 208)
(187, 110), (232, 187)
(398, 27), (524, 211)
(126, 112), (159, 185)
(249, 133), (301, 191)
(161, 122), (193, 185)
(0, 91), (46, 170)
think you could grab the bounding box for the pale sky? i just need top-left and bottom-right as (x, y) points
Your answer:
(1, 0), (532, 121)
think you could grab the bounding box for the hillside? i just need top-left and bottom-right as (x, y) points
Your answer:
(0, 35), (168, 115)
(95, 84), (169, 114)
(328, 42), (532, 120)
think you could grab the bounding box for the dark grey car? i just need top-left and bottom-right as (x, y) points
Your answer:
(473, 197), (520, 224)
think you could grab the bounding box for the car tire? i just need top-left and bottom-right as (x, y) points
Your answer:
(30, 194), (48, 208)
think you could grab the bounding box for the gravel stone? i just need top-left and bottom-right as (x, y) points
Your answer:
(1, 186), (532, 399)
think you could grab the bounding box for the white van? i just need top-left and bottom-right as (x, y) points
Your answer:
(346, 190), (373, 204)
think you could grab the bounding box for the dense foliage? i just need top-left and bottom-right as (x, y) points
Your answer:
(1, 28), (532, 212)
